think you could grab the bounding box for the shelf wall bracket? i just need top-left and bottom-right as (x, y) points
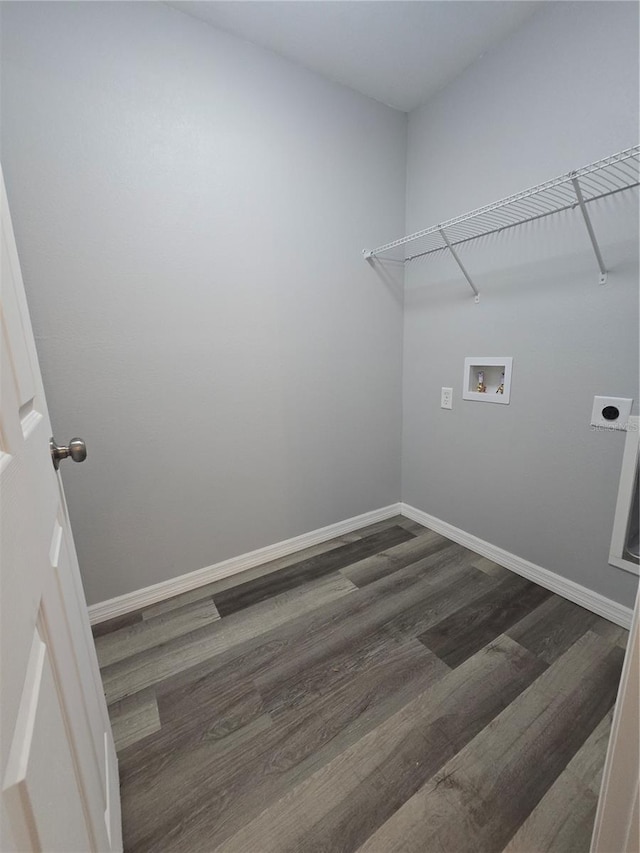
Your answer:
(439, 227), (480, 302)
(571, 176), (608, 285)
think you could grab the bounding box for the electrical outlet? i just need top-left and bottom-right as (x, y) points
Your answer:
(441, 387), (453, 409)
(590, 396), (633, 430)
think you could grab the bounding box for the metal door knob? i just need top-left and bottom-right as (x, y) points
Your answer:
(50, 437), (87, 470)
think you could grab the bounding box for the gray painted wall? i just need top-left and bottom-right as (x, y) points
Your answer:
(1, 2), (406, 604)
(402, 1), (639, 608)
(2, 1), (638, 611)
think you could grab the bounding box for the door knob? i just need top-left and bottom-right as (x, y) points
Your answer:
(50, 437), (87, 470)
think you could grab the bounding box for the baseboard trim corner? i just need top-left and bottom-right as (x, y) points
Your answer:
(400, 503), (633, 629)
(88, 503), (402, 624)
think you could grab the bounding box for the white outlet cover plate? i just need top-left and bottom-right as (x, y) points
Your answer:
(441, 387), (453, 410)
(590, 396), (633, 430)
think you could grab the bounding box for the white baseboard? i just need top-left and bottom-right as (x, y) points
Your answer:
(89, 499), (633, 630)
(88, 503), (402, 624)
(400, 503), (634, 629)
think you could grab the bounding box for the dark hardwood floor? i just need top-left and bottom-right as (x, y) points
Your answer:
(92, 516), (629, 853)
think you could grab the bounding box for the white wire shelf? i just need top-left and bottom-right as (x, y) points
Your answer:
(364, 146), (640, 300)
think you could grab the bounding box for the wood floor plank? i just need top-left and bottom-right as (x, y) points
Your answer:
(340, 530), (451, 587)
(101, 572), (357, 704)
(396, 518), (429, 536)
(215, 635), (546, 853)
(417, 573), (552, 668)
(203, 712), (273, 754)
(375, 564), (494, 642)
(501, 709), (614, 852)
(91, 610), (142, 638)
(141, 590), (220, 620)
(212, 526), (415, 616)
(590, 617), (629, 649)
(507, 595), (601, 663)
(256, 625), (424, 719)
(136, 545), (483, 756)
(95, 598), (220, 668)
(203, 545), (486, 716)
(139, 534), (363, 620)
(108, 689), (161, 752)
(502, 775), (597, 853)
(120, 641), (448, 852)
(250, 559), (495, 717)
(117, 675), (266, 788)
(160, 675), (265, 747)
(105, 540), (475, 707)
(356, 631), (624, 853)
(344, 515), (408, 538)
(563, 707), (614, 797)
(98, 518), (621, 853)
(338, 515), (425, 539)
(470, 556), (512, 579)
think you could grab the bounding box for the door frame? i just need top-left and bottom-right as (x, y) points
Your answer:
(591, 586), (640, 852)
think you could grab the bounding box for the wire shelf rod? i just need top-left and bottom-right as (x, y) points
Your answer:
(612, 162), (639, 182)
(439, 228), (479, 300)
(582, 172), (618, 194)
(365, 146), (639, 259)
(403, 182), (636, 263)
(571, 176), (607, 283)
(508, 197), (559, 217)
(545, 185), (580, 204)
(406, 204), (574, 262)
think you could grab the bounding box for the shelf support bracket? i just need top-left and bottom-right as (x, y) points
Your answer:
(439, 228), (480, 302)
(571, 176), (608, 285)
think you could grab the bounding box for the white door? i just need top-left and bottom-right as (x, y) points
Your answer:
(0, 168), (122, 852)
(591, 588), (639, 853)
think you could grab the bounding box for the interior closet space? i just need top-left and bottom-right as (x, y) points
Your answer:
(2, 1), (637, 615)
(1, 1), (638, 852)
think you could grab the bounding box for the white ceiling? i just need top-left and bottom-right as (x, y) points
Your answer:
(170, 1), (543, 112)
